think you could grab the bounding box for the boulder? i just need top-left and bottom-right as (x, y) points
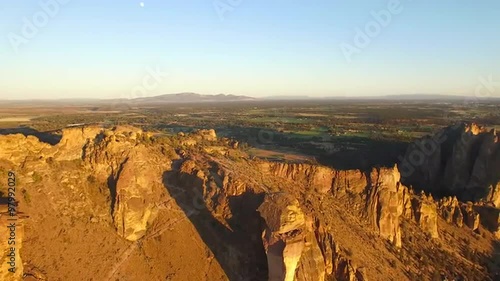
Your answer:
(197, 129), (217, 141)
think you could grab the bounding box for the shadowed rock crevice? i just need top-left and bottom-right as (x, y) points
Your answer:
(319, 138), (408, 171)
(0, 127), (62, 145)
(107, 158), (128, 215)
(163, 168), (268, 281)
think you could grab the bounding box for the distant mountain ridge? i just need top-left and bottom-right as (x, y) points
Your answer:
(132, 92), (255, 103)
(1, 93), (499, 105)
(0, 93), (256, 107)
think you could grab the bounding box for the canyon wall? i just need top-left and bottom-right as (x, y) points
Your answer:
(0, 125), (499, 280)
(400, 123), (500, 206)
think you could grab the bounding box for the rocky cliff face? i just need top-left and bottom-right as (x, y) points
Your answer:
(0, 125), (499, 280)
(412, 193), (439, 238)
(260, 162), (436, 247)
(0, 134), (52, 165)
(258, 193), (368, 281)
(313, 223), (367, 281)
(475, 205), (500, 238)
(438, 196), (500, 238)
(82, 127), (170, 241)
(0, 126), (171, 243)
(259, 163), (335, 194)
(400, 123), (500, 206)
(110, 145), (167, 241)
(258, 193), (308, 281)
(365, 166), (409, 247)
(55, 127), (104, 160)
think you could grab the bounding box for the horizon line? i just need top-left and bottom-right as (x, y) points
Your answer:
(0, 92), (493, 102)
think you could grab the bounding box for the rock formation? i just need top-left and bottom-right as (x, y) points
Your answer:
(438, 196), (464, 227)
(179, 129), (218, 146)
(475, 205), (500, 238)
(54, 126), (103, 160)
(461, 202), (480, 231)
(258, 193), (367, 281)
(365, 166), (409, 246)
(111, 145), (167, 241)
(412, 193), (439, 238)
(0, 124), (499, 280)
(260, 163), (435, 246)
(400, 123), (500, 206)
(82, 127), (170, 241)
(313, 223), (368, 281)
(259, 163), (335, 194)
(0, 134), (52, 164)
(331, 169), (368, 196)
(258, 193), (307, 281)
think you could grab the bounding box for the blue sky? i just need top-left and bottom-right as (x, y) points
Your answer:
(0, 0), (499, 99)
